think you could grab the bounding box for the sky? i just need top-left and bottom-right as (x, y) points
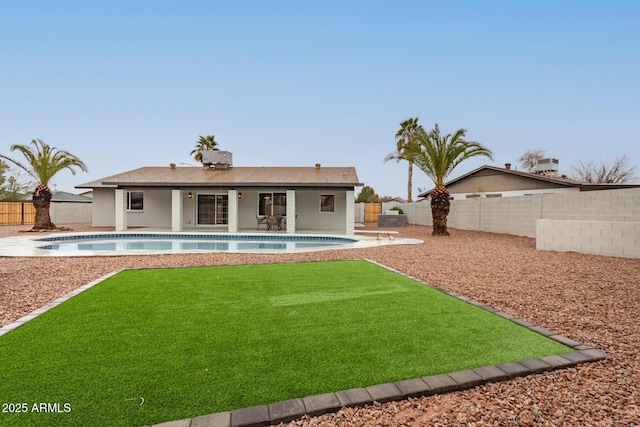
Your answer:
(1, 0), (639, 199)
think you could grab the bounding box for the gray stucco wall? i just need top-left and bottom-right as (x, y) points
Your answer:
(92, 188), (172, 228)
(128, 189), (172, 228)
(90, 187), (350, 232)
(91, 188), (115, 226)
(294, 189), (347, 232)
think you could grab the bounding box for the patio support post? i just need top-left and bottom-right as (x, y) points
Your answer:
(346, 190), (355, 235)
(171, 189), (183, 232)
(228, 190), (238, 233)
(286, 189), (296, 234)
(114, 189), (127, 231)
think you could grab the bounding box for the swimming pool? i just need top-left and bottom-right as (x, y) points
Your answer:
(0, 231), (423, 257)
(34, 232), (360, 255)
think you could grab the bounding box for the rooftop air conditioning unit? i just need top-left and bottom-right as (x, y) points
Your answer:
(202, 150), (233, 169)
(534, 158), (559, 174)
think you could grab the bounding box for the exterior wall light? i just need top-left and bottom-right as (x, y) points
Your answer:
(238, 192), (243, 199)
(187, 192), (193, 199)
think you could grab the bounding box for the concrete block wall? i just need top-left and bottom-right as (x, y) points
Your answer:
(537, 219), (640, 259)
(366, 187), (640, 236)
(479, 196), (543, 237)
(409, 202), (432, 226)
(381, 202), (432, 226)
(358, 188), (640, 258)
(541, 188), (640, 222)
(447, 198), (478, 231)
(50, 203), (92, 224)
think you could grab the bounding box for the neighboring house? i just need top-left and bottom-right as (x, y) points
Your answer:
(384, 197), (407, 203)
(76, 162), (363, 234)
(50, 191), (93, 223)
(25, 190), (91, 203)
(22, 191), (93, 224)
(418, 164), (640, 200)
(49, 191), (93, 203)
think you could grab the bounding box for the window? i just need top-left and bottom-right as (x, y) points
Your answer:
(320, 194), (335, 212)
(259, 193), (286, 216)
(197, 194), (228, 225)
(127, 191), (144, 211)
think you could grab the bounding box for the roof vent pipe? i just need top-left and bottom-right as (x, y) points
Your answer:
(315, 163), (321, 169)
(505, 163), (511, 170)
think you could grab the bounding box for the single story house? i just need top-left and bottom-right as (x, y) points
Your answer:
(76, 161), (363, 234)
(418, 164), (640, 200)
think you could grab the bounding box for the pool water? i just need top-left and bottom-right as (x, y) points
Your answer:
(36, 233), (357, 254)
(42, 240), (343, 252)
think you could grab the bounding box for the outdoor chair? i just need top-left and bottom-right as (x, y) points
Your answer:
(266, 215), (280, 231)
(256, 215), (268, 230)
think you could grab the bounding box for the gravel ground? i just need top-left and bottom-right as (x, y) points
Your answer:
(1, 223), (639, 426)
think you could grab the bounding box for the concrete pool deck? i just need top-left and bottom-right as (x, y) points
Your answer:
(0, 228), (423, 257)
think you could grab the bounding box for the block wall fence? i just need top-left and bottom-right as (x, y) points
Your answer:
(0, 202), (91, 225)
(355, 187), (640, 259)
(49, 203), (92, 224)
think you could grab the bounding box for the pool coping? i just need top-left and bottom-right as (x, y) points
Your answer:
(0, 260), (609, 427)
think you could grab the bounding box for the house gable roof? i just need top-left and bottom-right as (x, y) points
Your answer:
(29, 191), (92, 203)
(76, 166), (363, 189)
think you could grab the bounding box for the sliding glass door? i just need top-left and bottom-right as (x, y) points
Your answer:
(197, 194), (228, 225)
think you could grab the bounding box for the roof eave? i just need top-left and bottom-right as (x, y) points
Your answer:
(94, 182), (364, 188)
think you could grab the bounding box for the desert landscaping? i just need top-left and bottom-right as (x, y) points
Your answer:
(1, 223), (638, 426)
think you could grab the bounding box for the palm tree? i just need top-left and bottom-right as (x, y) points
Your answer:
(385, 117), (424, 202)
(0, 139), (88, 230)
(406, 124), (493, 236)
(191, 135), (219, 163)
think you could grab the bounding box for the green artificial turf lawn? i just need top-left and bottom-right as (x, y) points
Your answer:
(0, 260), (572, 426)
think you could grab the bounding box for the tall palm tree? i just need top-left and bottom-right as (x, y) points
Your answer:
(407, 124), (493, 236)
(191, 134), (219, 163)
(0, 139), (88, 230)
(385, 117), (423, 202)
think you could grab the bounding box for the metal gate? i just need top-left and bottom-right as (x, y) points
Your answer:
(364, 202), (382, 223)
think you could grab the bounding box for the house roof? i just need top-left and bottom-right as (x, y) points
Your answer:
(417, 165), (640, 197)
(28, 191), (92, 203)
(76, 166), (363, 189)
